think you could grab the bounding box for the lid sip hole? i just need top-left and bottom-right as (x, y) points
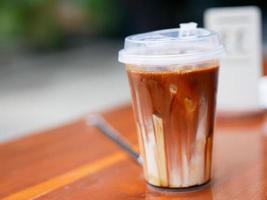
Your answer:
(179, 22), (198, 38)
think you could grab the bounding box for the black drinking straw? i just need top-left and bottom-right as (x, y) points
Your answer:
(87, 114), (141, 165)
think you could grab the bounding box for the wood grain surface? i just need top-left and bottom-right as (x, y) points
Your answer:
(263, 55), (267, 75)
(1, 104), (267, 200)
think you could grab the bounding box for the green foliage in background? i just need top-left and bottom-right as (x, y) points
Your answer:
(0, 0), (121, 50)
(75, 0), (121, 35)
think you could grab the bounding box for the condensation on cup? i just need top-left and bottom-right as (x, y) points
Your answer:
(118, 22), (224, 189)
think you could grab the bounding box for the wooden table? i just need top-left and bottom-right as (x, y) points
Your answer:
(1, 104), (267, 200)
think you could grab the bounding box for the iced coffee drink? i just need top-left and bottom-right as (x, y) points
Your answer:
(118, 22), (224, 189)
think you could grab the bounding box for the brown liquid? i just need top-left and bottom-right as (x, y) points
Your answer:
(127, 62), (219, 188)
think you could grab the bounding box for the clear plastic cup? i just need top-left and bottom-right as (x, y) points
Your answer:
(118, 22), (224, 189)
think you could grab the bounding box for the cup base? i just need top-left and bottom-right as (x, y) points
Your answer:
(147, 180), (211, 193)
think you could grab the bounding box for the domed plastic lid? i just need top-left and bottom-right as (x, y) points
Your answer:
(118, 22), (224, 65)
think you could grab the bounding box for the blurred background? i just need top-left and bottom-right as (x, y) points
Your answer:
(0, 0), (266, 142)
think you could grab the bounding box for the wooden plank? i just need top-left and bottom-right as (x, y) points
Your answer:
(2, 152), (127, 200)
(0, 105), (136, 198)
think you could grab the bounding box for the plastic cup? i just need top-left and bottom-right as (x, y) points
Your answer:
(118, 22), (224, 189)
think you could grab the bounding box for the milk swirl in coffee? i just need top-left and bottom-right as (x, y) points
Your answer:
(127, 61), (218, 188)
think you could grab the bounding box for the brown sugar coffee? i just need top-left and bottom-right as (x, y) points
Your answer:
(127, 62), (218, 188)
(119, 22), (224, 189)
